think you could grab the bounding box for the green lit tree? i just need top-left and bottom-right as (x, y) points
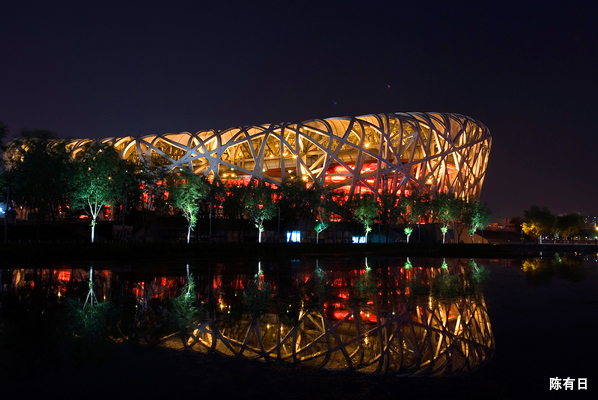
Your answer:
(401, 192), (427, 244)
(314, 192), (337, 244)
(391, 194), (410, 243)
(167, 171), (209, 243)
(403, 226), (413, 243)
(430, 192), (461, 244)
(352, 193), (378, 243)
(244, 180), (277, 243)
(550, 224), (561, 244)
(461, 200), (491, 243)
(70, 143), (126, 242)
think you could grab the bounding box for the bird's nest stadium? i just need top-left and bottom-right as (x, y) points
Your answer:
(29, 112), (494, 199)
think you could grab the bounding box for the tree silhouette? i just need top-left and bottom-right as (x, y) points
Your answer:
(378, 192), (404, 243)
(552, 212), (584, 243)
(0, 120), (8, 151)
(277, 179), (321, 232)
(522, 205), (554, 244)
(5, 135), (70, 239)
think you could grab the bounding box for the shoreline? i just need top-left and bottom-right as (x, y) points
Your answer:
(1, 242), (596, 264)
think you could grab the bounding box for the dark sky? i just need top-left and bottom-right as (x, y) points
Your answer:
(1, 0), (597, 220)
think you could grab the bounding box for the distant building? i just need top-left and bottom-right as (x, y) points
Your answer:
(487, 221), (518, 232)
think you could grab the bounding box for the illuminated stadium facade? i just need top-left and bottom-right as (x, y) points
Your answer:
(66, 112), (491, 198)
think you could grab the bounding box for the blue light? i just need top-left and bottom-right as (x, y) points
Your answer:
(287, 230), (301, 243)
(352, 236), (366, 244)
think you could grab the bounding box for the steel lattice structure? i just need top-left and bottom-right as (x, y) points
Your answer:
(64, 112), (491, 199)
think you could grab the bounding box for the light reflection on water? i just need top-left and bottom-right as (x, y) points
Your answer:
(1, 257), (495, 376)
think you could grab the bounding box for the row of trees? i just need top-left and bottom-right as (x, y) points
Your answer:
(517, 205), (592, 243)
(1, 136), (139, 242)
(128, 172), (492, 244)
(0, 133), (491, 243)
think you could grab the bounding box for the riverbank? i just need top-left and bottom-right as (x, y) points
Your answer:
(1, 241), (597, 265)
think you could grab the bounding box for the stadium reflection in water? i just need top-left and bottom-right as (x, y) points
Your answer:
(5, 257), (494, 376)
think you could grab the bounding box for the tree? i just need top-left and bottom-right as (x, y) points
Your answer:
(550, 222), (561, 244)
(110, 159), (141, 242)
(277, 179), (321, 232)
(222, 184), (246, 220)
(167, 171), (208, 243)
(401, 192), (428, 244)
(522, 205), (554, 244)
(430, 192), (460, 244)
(4, 134), (71, 239)
(352, 193), (378, 243)
(378, 192), (404, 243)
(412, 192), (431, 224)
(244, 181), (277, 243)
(137, 167), (169, 213)
(472, 201), (491, 242)
(552, 212), (584, 242)
(0, 121), (9, 242)
(413, 192), (431, 242)
(0, 120), (8, 151)
(314, 193), (336, 244)
(314, 213), (330, 244)
(461, 200), (491, 243)
(509, 216), (524, 234)
(70, 143), (126, 242)
(522, 222), (543, 242)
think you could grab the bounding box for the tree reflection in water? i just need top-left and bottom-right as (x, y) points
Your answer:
(521, 255), (586, 283)
(2, 258), (494, 376)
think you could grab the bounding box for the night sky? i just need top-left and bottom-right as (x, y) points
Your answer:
(1, 0), (597, 220)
